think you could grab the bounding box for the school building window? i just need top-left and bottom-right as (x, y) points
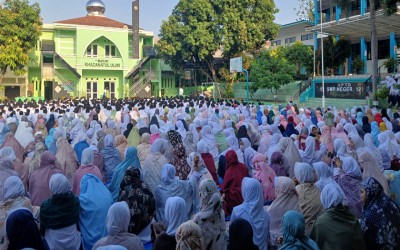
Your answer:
(272, 40), (281, 46)
(285, 37), (296, 44)
(301, 34), (313, 41)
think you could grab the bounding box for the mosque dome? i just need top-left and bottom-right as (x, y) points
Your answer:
(86, 0), (106, 16)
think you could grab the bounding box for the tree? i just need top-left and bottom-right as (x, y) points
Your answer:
(0, 0), (42, 84)
(294, 0), (314, 21)
(333, 0), (398, 100)
(250, 50), (296, 93)
(213, 0), (279, 58)
(283, 41), (313, 77)
(158, 0), (279, 82)
(317, 36), (351, 75)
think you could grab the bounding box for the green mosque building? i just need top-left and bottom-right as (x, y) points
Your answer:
(4, 0), (178, 100)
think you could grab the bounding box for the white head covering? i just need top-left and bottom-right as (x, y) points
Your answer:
(294, 162), (314, 184)
(165, 196), (187, 235)
(0, 147), (16, 162)
(312, 162), (333, 192)
(150, 139), (167, 154)
(81, 148), (94, 165)
(161, 164), (176, 185)
(104, 134), (114, 147)
(49, 173), (71, 195)
(378, 131), (397, 160)
(236, 177), (269, 250)
(299, 137), (316, 164)
(176, 120), (187, 140)
(197, 140), (209, 154)
(341, 156), (362, 177)
(106, 201), (130, 236)
(150, 124), (159, 134)
(320, 183), (345, 209)
(3, 176), (25, 201)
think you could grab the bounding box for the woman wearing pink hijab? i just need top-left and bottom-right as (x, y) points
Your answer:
(331, 123), (350, 145)
(280, 115), (288, 129)
(252, 153), (276, 202)
(320, 125), (334, 152)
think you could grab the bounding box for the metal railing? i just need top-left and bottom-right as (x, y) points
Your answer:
(129, 75), (147, 96)
(53, 69), (80, 96)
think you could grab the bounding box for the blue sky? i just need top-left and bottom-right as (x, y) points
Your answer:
(30, 0), (298, 35)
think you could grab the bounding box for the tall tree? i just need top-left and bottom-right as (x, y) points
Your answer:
(158, 0), (279, 82)
(0, 0), (42, 84)
(317, 36), (351, 75)
(294, 0), (315, 21)
(250, 50), (296, 93)
(333, 0), (398, 100)
(284, 41), (314, 76)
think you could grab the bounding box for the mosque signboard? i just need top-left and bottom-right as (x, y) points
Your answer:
(84, 59), (121, 68)
(314, 82), (369, 99)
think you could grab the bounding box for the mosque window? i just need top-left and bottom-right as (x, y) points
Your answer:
(105, 45), (116, 57)
(86, 44), (98, 57)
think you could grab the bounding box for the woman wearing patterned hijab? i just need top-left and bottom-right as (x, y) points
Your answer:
(175, 221), (204, 250)
(169, 143), (191, 180)
(118, 167), (155, 236)
(192, 179), (225, 250)
(360, 177), (400, 250)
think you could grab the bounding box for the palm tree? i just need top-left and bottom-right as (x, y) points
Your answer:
(332, 0), (398, 100)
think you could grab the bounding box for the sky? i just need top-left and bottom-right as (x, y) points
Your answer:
(29, 0), (299, 36)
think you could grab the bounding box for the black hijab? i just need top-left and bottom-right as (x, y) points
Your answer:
(228, 218), (258, 250)
(45, 114), (55, 132)
(6, 209), (48, 250)
(362, 116), (371, 134)
(124, 123), (133, 138)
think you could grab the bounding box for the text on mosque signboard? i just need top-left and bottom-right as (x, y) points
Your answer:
(84, 59), (121, 68)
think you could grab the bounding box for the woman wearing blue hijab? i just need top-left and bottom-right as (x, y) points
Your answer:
(101, 134), (122, 184)
(45, 128), (55, 148)
(280, 210), (319, 250)
(79, 174), (113, 250)
(109, 146), (141, 201)
(0, 123), (10, 147)
(371, 121), (380, 147)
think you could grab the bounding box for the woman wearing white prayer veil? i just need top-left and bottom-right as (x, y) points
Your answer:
(344, 123), (359, 137)
(231, 177), (270, 250)
(93, 202), (144, 250)
(239, 138), (257, 175)
(358, 151), (390, 196)
(294, 162), (324, 235)
(348, 133), (368, 158)
(267, 133), (282, 165)
(363, 133), (384, 171)
(299, 136), (326, 164)
(278, 137), (302, 178)
(312, 161), (335, 192)
(199, 125), (219, 160)
(142, 139), (169, 192)
(268, 176), (300, 248)
(223, 120), (235, 138)
(378, 131), (396, 169)
(154, 164), (199, 224)
(152, 197), (187, 250)
(175, 120), (187, 141)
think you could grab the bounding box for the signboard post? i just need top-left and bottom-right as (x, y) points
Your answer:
(230, 57), (249, 102)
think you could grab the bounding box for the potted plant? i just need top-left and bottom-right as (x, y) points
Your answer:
(376, 86), (390, 109)
(383, 57), (397, 73)
(353, 56), (364, 74)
